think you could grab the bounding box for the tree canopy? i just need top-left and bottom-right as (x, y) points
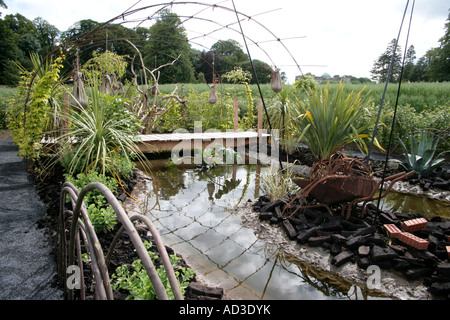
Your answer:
(371, 11), (450, 83)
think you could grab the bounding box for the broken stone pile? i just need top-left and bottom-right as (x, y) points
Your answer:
(390, 168), (450, 192)
(253, 196), (450, 299)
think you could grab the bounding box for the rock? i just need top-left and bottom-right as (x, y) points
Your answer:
(371, 246), (398, 262)
(260, 200), (285, 213)
(389, 244), (408, 256)
(373, 260), (392, 269)
(427, 234), (439, 253)
(402, 251), (426, 267)
(436, 262), (450, 279)
(346, 236), (366, 250)
(341, 230), (357, 238)
(308, 235), (331, 247)
(429, 282), (450, 296)
(331, 250), (354, 267)
(296, 227), (318, 244)
(331, 233), (347, 244)
(118, 193), (127, 202)
(272, 206), (284, 221)
(282, 220), (298, 240)
(440, 219), (450, 231)
(318, 218), (342, 232)
(366, 234), (388, 246)
(330, 243), (342, 256)
(405, 267), (433, 280)
(269, 217), (279, 224)
(379, 212), (398, 225)
(432, 181), (450, 191)
(353, 226), (376, 237)
(287, 217), (303, 226)
(358, 245), (370, 257)
(411, 249), (439, 268)
(270, 206), (283, 224)
(187, 282), (223, 299)
(392, 258), (410, 271)
(341, 220), (360, 231)
(259, 212), (272, 221)
(357, 257), (371, 269)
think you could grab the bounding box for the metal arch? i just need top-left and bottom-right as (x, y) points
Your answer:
(103, 1), (304, 72)
(59, 181), (183, 300)
(23, 1), (308, 122)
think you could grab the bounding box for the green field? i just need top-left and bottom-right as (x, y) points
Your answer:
(2, 81), (449, 111)
(158, 81), (450, 112)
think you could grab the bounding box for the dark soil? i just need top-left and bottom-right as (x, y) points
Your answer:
(31, 157), (224, 300)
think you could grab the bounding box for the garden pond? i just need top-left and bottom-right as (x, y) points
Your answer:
(134, 159), (450, 300)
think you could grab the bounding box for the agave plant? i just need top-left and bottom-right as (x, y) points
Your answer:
(398, 132), (446, 178)
(292, 82), (384, 160)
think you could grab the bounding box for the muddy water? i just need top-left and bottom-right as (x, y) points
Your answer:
(377, 192), (450, 218)
(136, 160), (412, 299)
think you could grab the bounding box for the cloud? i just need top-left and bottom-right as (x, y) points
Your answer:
(2, 0), (448, 81)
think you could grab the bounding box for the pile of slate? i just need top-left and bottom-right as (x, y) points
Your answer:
(253, 196), (450, 299)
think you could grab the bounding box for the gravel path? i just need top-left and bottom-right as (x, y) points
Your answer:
(0, 135), (63, 300)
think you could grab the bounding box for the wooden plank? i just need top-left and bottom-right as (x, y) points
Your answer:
(42, 131), (271, 153)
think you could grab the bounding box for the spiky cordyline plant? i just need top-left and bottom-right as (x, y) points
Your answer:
(58, 86), (148, 178)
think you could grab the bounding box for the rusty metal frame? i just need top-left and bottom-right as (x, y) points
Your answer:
(58, 181), (183, 300)
(282, 153), (415, 220)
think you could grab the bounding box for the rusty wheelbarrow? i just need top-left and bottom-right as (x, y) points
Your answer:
(288, 170), (415, 219)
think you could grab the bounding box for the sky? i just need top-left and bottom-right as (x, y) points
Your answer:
(2, 0), (449, 82)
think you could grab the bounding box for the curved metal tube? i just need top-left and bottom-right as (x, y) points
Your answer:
(61, 184), (112, 299)
(59, 181), (175, 300)
(105, 214), (184, 300)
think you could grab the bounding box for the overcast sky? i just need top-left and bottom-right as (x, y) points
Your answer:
(2, 0), (449, 82)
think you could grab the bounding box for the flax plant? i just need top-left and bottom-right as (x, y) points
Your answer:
(292, 82), (384, 160)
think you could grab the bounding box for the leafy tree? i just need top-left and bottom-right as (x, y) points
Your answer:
(402, 45), (416, 81)
(81, 50), (128, 87)
(241, 59), (271, 84)
(0, 18), (19, 85)
(371, 39), (402, 83)
(424, 11), (450, 82)
(210, 39), (247, 75)
(0, 13), (60, 84)
(144, 9), (194, 84)
(409, 56), (428, 82)
(0, 0), (7, 17)
(33, 17), (60, 57)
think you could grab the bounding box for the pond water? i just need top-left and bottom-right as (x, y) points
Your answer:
(135, 159), (448, 300)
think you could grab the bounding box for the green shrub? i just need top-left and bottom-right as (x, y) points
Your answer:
(111, 241), (195, 300)
(65, 170), (119, 233)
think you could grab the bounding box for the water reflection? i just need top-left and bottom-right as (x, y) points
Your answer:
(377, 192), (450, 219)
(136, 160), (391, 300)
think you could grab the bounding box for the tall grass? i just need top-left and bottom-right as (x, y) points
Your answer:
(324, 82), (450, 112)
(158, 82), (449, 112)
